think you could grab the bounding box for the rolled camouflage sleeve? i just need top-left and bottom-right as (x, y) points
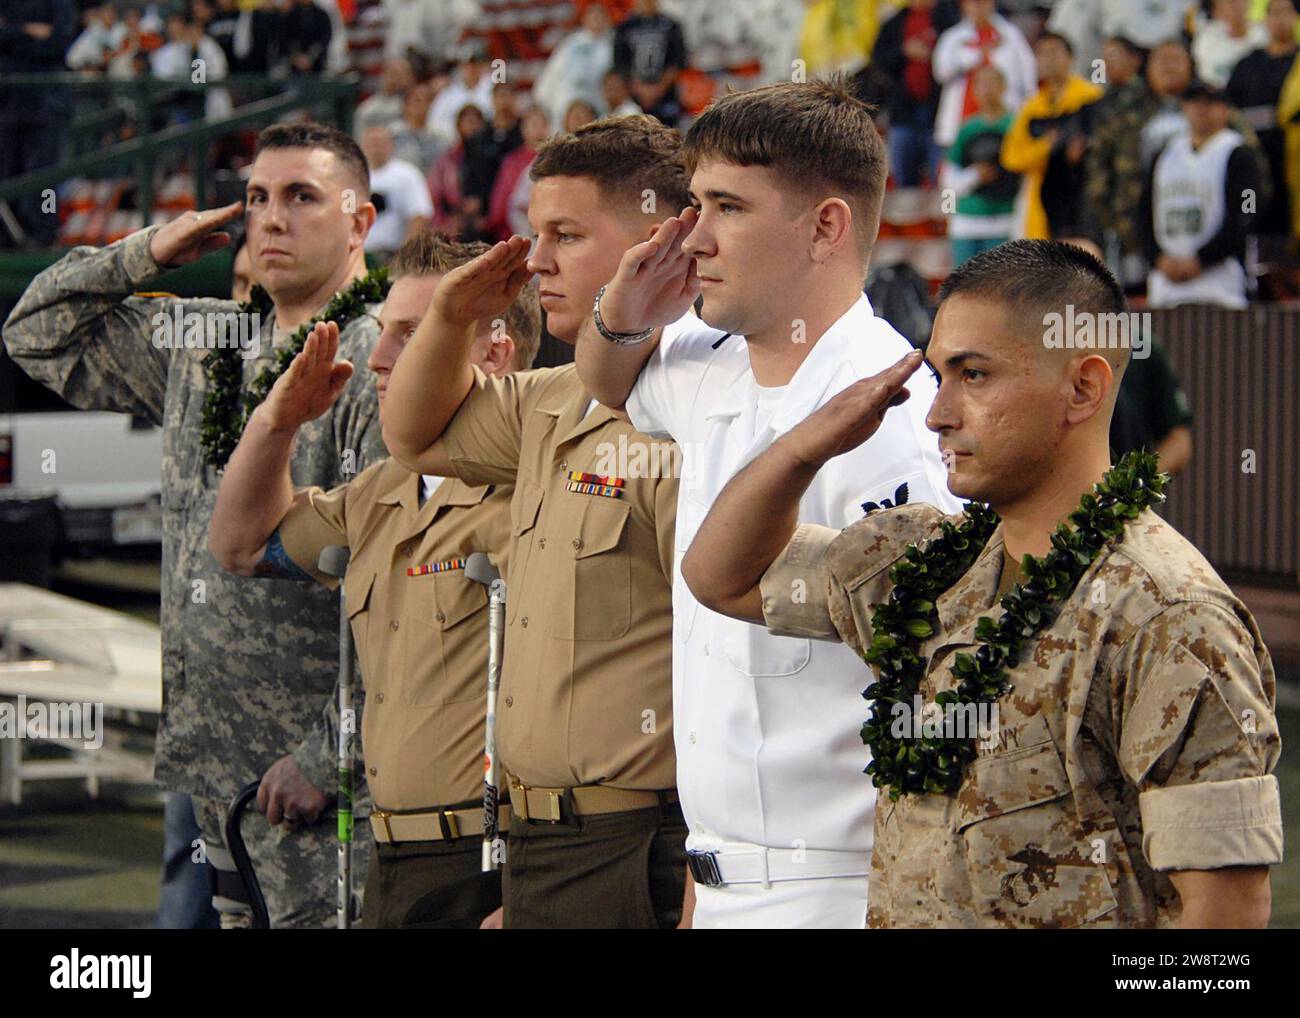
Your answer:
(762, 506), (948, 656)
(1, 227), (172, 423)
(1115, 602), (1283, 872)
(760, 523), (844, 641)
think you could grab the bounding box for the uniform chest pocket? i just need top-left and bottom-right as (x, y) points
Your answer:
(404, 570), (490, 707)
(344, 570), (376, 681)
(956, 717), (1118, 928)
(557, 495), (631, 642)
(507, 480), (545, 624)
(161, 375), (205, 511)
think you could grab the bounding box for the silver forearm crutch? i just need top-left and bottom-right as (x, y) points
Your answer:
(318, 545), (355, 929)
(465, 552), (505, 872)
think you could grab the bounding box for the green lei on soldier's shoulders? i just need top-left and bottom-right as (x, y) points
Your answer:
(199, 268), (391, 468)
(860, 450), (1168, 801)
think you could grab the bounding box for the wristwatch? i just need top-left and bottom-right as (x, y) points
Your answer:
(592, 285), (655, 346)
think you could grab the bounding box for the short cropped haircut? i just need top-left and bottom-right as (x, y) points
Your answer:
(389, 230), (542, 370)
(530, 113), (691, 219)
(255, 122), (371, 198)
(682, 75), (887, 268)
(938, 239), (1129, 368)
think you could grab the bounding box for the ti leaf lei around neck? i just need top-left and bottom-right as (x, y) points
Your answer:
(199, 268), (391, 468)
(860, 450), (1168, 801)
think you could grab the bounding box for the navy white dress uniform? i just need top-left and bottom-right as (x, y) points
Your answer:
(623, 293), (961, 927)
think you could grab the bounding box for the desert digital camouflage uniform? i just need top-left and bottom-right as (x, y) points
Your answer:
(2, 226), (387, 928)
(761, 503), (1283, 928)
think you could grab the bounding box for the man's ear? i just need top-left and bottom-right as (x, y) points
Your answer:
(1066, 353), (1114, 426)
(352, 201), (378, 250)
(809, 197), (854, 266)
(481, 333), (517, 378)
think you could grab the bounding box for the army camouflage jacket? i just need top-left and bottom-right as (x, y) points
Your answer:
(761, 504), (1283, 928)
(2, 227), (387, 800)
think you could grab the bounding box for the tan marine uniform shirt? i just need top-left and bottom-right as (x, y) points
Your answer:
(761, 504), (1283, 928)
(278, 457), (512, 812)
(439, 364), (678, 791)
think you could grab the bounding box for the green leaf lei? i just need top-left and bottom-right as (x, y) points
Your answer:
(199, 267), (392, 468)
(860, 450), (1169, 800)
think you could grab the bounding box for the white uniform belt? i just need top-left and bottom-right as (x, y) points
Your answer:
(687, 846), (869, 888)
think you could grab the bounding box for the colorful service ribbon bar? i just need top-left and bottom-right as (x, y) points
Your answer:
(566, 480), (624, 499)
(407, 557), (466, 576)
(565, 471), (624, 487)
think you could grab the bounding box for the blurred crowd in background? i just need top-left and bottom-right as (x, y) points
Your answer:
(3, 0), (1300, 307)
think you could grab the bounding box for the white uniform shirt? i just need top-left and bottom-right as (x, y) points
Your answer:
(625, 295), (961, 854)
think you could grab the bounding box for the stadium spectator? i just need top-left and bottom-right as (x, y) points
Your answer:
(207, 0), (281, 75)
(486, 81), (523, 162)
(602, 69), (640, 116)
(0, 0), (77, 248)
(391, 80), (445, 174)
(1048, 0), (1196, 73)
(1193, 0), (1268, 87)
(613, 0), (688, 125)
(1087, 39), (1194, 282)
(425, 42), (494, 145)
(564, 98), (599, 132)
(382, 0), (477, 64)
(354, 57), (416, 139)
(1094, 34), (1145, 98)
(486, 105), (549, 241)
(1140, 79), (1263, 308)
(361, 124), (433, 256)
(1001, 32), (1104, 240)
(67, 2), (128, 73)
(533, 1), (614, 129)
(872, 0), (960, 187)
(943, 63), (1019, 263)
(1277, 33), (1300, 245)
(283, 0), (332, 75)
(428, 103), (489, 239)
(152, 9), (231, 121)
(1225, 0), (1298, 262)
(932, 0), (1037, 149)
(441, 81), (522, 242)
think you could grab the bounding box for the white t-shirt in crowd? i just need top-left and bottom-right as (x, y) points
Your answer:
(365, 157), (434, 253)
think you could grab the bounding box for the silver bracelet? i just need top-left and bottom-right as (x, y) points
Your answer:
(592, 284), (655, 346)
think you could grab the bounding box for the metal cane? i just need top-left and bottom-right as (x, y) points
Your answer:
(464, 552), (505, 872)
(317, 545), (355, 929)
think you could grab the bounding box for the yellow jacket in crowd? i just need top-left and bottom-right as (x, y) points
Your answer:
(1000, 75), (1104, 240)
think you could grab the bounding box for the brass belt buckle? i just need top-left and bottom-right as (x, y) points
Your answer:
(541, 789), (563, 823)
(438, 809), (461, 840)
(373, 809), (395, 844)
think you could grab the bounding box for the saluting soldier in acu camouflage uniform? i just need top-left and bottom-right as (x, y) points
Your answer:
(210, 232), (543, 928)
(684, 241), (1283, 928)
(2, 123), (388, 928)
